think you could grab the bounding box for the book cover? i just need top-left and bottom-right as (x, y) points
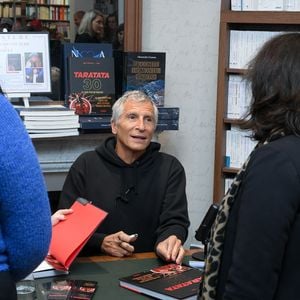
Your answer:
(116, 51), (166, 106)
(62, 42), (113, 100)
(16, 105), (76, 117)
(67, 57), (115, 115)
(79, 115), (112, 130)
(26, 260), (69, 279)
(156, 120), (179, 131)
(46, 198), (108, 271)
(119, 263), (202, 300)
(158, 107), (180, 120)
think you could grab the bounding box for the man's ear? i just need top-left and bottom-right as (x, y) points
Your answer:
(111, 121), (117, 134)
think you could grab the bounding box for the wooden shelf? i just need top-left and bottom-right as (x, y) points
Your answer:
(213, 0), (300, 203)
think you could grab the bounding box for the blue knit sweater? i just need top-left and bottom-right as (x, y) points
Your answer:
(0, 95), (52, 281)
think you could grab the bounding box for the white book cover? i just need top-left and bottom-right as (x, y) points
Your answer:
(231, 0), (242, 10)
(24, 121), (80, 130)
(242, 0), (258, 10)
(258, 0), (284, 10)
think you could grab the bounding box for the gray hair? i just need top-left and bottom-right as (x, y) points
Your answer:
(111, 90), (158, 126)
(77, 9), (103, 36)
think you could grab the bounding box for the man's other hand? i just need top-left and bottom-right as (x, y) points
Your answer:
(156, 235), (185, 264)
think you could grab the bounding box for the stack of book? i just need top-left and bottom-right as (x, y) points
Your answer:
(78, 107), (180, 133)
(156, 107), (179, 131)
(16, 105), (80, 139)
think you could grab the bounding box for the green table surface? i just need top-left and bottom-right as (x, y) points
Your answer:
(34, 254), (195, 300)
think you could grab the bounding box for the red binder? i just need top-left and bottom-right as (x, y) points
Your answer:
(46, 198), (108, 271)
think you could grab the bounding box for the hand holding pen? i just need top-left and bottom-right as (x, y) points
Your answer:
(101, 231), (138, 257)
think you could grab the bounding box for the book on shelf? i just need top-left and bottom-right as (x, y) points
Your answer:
(119, 263), (202, 300)
(16, 105), (76, 117)
(156, 120), (179, 131)
(229, 30), (282, 69)
(227, 75), (251, 119)
(67, 56), (115, 115)
(46, 198), (108, 272)
(79, 115), (112, 130)
(231, 0), (300, 11)
(62, 42), (113, 100)
(225, 126), (257, 168)
(28, 129), (79, 139)
(115, 51), (166, 106)
(23, 120), (80, 130)
(158, 107), (180, 120)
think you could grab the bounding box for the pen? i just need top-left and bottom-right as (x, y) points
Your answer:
(129, 233), (138, 239)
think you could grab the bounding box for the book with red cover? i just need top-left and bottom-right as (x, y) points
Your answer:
(46, 198), (108, 271)
(119, 263), (202, 300)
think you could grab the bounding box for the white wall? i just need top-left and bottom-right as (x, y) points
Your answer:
(142, 0), (221, 246)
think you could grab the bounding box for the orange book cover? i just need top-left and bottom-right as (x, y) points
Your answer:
(46, 198), (108, 271)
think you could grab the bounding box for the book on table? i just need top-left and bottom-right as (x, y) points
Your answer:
(119, 263), (202, 300)
(30, 198), (108, 278)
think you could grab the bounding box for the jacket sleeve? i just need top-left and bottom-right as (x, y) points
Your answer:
(223, 145), (300, 299)
(0, 98), (52, 281)
(155, 157), (190, 247)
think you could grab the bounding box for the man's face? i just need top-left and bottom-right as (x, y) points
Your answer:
(111, 99), (156, 162)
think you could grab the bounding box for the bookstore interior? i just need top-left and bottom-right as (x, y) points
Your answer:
(8, 0), (300, 299)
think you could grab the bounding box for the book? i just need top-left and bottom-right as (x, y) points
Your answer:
(29, 129), (79, 139)
(62, 43), (113, 101)
(119, 263), (202, 300)
(115, 51), (166, 106)
(24, 260), (69, 280)
(67, 57), (115, 115)
(158, 107), (180, 120)
(16, 105), (76, 117)
(46, 198), (108, 272)
(156, 120), (179, 131)
(23, 120), (80, 130)
(79, 115), (112, 130)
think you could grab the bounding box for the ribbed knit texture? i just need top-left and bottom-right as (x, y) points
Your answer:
(0, 95), (51, 281)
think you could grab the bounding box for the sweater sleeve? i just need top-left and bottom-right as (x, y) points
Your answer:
(223, 145), (300, 299)
(0, 96), (52, 281)
(155, 157), (190, 247)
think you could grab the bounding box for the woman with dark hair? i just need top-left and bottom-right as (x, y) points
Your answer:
(112, 23), (124, 50)
(0, 89), (51, 299)
(75, 9), (105, 43)
(200, 32), (300, 300)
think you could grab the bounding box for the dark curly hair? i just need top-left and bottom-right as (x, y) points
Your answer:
(241, 32), (300, 142)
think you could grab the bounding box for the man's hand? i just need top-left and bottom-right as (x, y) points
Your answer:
(156, 235), (185, 264)
(101, 231), (138, 257)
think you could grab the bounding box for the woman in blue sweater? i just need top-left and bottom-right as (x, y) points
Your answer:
(0, 93), (52, 299)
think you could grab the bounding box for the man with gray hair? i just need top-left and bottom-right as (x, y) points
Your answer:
(58, 90), (190, 264)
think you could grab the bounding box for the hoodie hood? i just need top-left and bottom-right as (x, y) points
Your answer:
(95, 136), (161, 204)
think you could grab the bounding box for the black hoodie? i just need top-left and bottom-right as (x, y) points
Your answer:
(58, 136), (190, 255)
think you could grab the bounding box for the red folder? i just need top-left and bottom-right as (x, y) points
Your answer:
(46, 198), (108, 271)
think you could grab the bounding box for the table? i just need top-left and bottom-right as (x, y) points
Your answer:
(35, 250), (200, 299)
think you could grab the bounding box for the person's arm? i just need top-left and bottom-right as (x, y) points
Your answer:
(155, 158), (190, 264)
(222, 145), (300, 299)
(0, 96), (51, 281)
(51, 209), (73, 226)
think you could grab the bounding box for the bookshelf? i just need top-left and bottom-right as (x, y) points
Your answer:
(213, 0), (300, 202)
(0, 0), (70, 40)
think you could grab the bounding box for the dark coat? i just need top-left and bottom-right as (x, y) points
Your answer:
(217, 135), (300, 300)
